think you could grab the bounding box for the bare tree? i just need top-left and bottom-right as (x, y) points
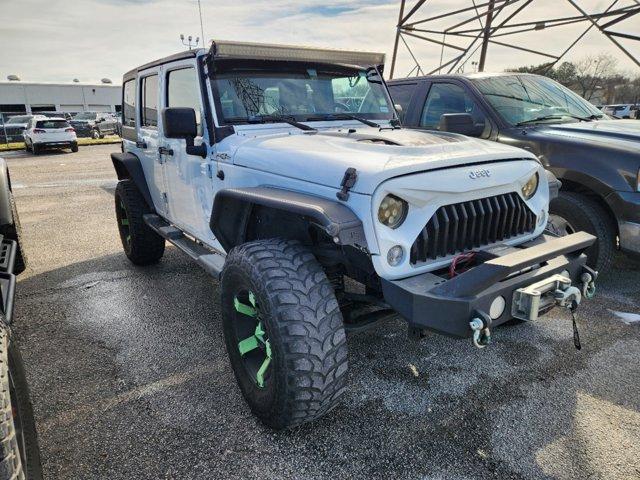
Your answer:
(573, 54), (618, 101)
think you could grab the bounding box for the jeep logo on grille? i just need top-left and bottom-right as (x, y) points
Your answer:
(469, 169), (491, 179)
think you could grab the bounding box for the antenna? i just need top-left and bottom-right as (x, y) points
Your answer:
(197, 0), (205, 44)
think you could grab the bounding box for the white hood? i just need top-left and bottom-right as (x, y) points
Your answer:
(232, 126), (537, 194)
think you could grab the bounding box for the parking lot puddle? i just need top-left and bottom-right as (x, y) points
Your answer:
(609, 310), (640, 325)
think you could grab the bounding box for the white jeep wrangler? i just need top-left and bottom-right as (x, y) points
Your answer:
(112, 41), (597, 429)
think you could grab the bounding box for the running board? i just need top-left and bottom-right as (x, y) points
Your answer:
(143, 214), (226, 279)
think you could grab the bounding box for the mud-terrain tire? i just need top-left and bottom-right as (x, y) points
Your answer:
(114, 180), (164, 265)
(220, 239), (348, 430)
(0, 322), (43, 480)
(0, 191), (27, 275)
(548, 191), (615, 273)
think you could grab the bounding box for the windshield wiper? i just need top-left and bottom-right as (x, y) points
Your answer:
(516, 114), (594, 126)
(318, 113), (381, 128)
(247, 114), (316, 132)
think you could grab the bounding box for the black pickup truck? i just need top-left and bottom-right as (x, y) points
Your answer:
(388, 72), (640, 272)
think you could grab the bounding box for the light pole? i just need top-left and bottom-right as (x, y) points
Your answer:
(180, 34), (200, 50)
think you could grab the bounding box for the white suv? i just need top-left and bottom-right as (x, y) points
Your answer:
(24, 116), (78, 154)
(111, 41), (598, 429)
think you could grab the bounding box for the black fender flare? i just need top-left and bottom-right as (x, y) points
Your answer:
(110, 152), (154, 209)
(210, 187), (367, 252)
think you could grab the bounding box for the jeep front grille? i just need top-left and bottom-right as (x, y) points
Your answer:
(409, 192), (536, 264)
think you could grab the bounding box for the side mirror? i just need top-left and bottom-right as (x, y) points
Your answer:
(439, 113), (480, 136)
(162, 107), (206, 158)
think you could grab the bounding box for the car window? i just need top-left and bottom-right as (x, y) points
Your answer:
(167, 68), (202, 135)
(6, 116), (31, 124)
(123, 79), (136, 127)
(387, 83), (417, 122)
(36, 120), (70, 129)
(212, 65), (394, 123)
(420, 83), (484, 130)
(141, 75), (158, 128)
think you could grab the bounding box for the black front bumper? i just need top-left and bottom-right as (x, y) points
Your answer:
(0, 236), (18, 323)
(382, 232), (595, 338)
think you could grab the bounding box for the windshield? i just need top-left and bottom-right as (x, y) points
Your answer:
(6, 116), (32, 124)
(211, 62), (394, 125)
(471, 75), (605, 126)
(73, 112), (97, 120)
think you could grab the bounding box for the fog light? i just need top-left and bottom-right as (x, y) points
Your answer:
(489, 296), (506, 319)
(387, 245), (404, 266)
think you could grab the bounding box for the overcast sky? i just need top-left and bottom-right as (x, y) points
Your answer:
(1, 0), (638, 84)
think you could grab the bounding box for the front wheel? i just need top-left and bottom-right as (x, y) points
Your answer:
(548, 191), (615, 272)
(0, 324), (43, 480)
(220, 239), (348, 430)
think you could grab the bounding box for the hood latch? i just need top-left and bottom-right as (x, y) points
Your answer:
(337, 168), (357, 201)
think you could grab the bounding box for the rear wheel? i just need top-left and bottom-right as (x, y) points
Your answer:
(0, 323), (43, 480)
(114, 180), (164, 265)
(70, 143), (78, 153)
(548, 191), (615, 272)
(221, 239), (348, 430)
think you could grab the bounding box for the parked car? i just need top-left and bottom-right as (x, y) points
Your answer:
(36, 111), (73, 121)
(111, 41), (597, 429)
(0, 157), (42, 480)
(70, 112), (118, 139)
(602, 104), (639, 119)
(388, 72), (640, 272)
(23, 116), (78, 154)
(1, 115), (33, 143)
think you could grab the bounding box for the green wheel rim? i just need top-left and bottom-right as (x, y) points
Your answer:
(233, 290), (272, 388)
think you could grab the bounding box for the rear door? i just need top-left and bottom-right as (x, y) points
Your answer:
(135, 69), (169, 215)
(160, 61), (212, 237)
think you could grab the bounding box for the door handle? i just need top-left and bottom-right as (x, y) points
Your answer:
(158, 146), (174, 156)
(136, 140), (147, 149)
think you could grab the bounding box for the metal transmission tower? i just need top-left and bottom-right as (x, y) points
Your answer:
(389, 0), (640, 79)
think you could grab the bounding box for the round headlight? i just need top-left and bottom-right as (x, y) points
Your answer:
(522, 172), (539, 200)
(377, 194), (408, 229)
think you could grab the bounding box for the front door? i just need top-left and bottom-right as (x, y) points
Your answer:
(160, 61), (214, 239)
(417, 81), (491, 138)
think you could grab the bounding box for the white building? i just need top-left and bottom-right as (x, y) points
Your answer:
(0, 81), (121, 115)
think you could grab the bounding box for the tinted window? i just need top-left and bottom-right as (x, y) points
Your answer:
(167, 68), (202, 135)
(123, 80), (136, 127)
(420, 83), (484, 130)
(36, 120), (69, 129)
(388, 83), (416, 122)
(141, 75), (158, 128)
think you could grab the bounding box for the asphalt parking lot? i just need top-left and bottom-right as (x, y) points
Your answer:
(4, 144), (640, 479)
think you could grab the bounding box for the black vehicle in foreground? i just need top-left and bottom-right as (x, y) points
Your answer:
(0, 158), (42, 479)
(388, 72), (640, 272)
